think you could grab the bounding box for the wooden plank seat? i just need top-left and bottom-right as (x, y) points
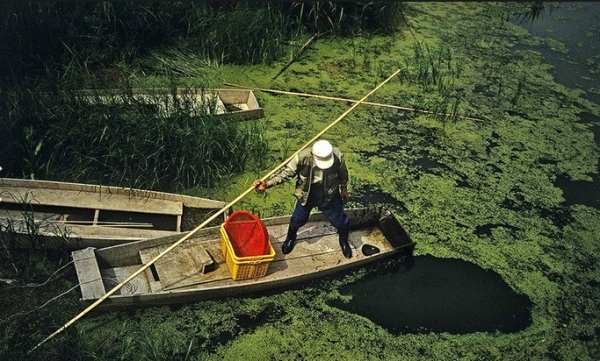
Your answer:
(72, 248), (106, 300)
(139, 241), (217, 292)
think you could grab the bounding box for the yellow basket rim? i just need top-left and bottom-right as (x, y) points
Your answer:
(220, 225), (276, 264)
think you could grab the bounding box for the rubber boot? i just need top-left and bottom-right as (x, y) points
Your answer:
(339, 229), (352, 258)
(282, 226), (298, 254)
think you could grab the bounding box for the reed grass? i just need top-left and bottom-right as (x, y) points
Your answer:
(285, 0), (405, 35)
(400, 41), (466, 124)
(403, 41), (462, 92)
(1, 84), (268, 192)
(0, 0), (406, 84)
(511, 1), (553, 24)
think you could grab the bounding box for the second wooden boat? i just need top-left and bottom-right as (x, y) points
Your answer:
(0, 178), (226, 249)
(79, 88), (264, 121)
(72, 207), (414, 310)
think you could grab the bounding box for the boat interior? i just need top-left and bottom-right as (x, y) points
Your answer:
(77, 88), (263, 120)
(73, 208), (413, 305)
(0, 178), (225, 247)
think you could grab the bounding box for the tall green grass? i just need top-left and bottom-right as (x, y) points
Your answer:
(401, 41), (466, 124)
(0, 0), (406, 84)
(0, 85), (268, 191)
(284, 0), (406, 35)
(0, 1), (406, 190)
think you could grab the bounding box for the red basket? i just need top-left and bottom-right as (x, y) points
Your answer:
(223, 210), (269, 257)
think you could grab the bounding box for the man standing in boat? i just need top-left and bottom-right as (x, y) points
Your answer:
(254, 140), (352, 258)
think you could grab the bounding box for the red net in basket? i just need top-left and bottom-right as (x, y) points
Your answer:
(224, 210), (269, 257)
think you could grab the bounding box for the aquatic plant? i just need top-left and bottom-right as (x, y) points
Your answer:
(510, 1), (559, 25)
(402, 41), (463, 92)
(0, 84), (268, 191)
(1, 2), (600, 361)
(0, 0), (407, 85)
(286, 0), (405, 35)
(394, 40), (467, 126)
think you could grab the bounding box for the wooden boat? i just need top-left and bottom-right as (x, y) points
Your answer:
(72, 208), (414, 309)
(0, 178), (226, 249)
(79, 88), (264, 121)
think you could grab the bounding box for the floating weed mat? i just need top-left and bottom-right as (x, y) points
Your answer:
(0, 86), (267, 192)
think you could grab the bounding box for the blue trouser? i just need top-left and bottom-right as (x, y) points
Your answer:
(287, 184), (350, 244)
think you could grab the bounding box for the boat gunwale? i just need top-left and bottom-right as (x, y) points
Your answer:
(0, 178), (226, 209)
(74, 88), (264, 118)
(98, 247), (405, 308)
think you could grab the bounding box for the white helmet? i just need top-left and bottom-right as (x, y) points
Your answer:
(312, 140), (334, 169)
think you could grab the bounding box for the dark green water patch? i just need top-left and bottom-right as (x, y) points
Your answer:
(414, 156), (444, 172)
(540, 206), (574, 230)
(592, 124), (600, 147)
(578, 112), (600, 146)
(330, 255), (532, 334)
(474, 223), (519, 237)
(351, 183), (408, 212)
(485, 131), (501, 155)
(356, 143), (409, 159)
(554, 173), (600, 209)
(516, 2), (600, 103)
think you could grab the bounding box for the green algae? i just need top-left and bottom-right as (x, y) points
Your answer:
(2, 2), (600, 360)
(93, 3), (600, 359)
(190, 3), (598, 359)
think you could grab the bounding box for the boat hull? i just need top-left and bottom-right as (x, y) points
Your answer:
(0, 178), (225, 249)
(73, 208), (414, 310)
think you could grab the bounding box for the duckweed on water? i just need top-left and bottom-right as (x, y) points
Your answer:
(1, 2), (599, 360)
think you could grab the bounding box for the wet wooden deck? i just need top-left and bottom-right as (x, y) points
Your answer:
(101, 221), (391, 297)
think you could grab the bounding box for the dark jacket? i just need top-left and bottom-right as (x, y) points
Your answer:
(266, 147), (348, 206)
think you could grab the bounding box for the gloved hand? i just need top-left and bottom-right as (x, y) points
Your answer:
(254, 180), (268, 192)
(340, 190), (349, 203)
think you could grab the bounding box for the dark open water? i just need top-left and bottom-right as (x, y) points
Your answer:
(520, 3), (600, 207)
(331, 255), (532, 334)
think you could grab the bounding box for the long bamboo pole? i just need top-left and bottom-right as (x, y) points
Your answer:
(224, 82), (488, 123)
(30, 69), (402, 353)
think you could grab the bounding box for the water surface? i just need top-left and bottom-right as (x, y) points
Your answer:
(331, 255), (532, 334)
(517, 2), (600, 103)
(517, 3), (600, 210)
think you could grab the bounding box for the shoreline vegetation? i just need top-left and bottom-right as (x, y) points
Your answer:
(1, 0), (405, 191)
(1, 1), (599, 360)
